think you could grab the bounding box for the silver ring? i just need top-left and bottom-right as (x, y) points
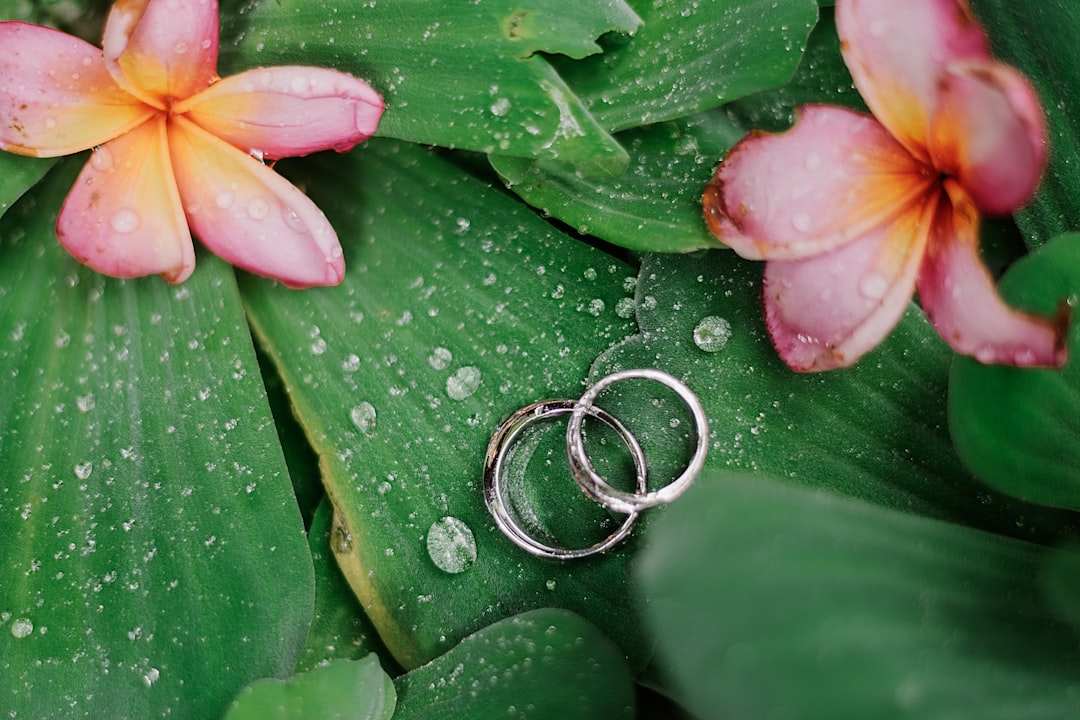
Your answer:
(483, 399), (648, 559)
(566, 369), (708, 514)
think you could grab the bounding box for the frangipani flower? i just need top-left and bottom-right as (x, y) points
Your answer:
(0, 0), (384, 287)
(703, 0), (1067, 371)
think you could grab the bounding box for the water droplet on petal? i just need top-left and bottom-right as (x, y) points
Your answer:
(215, 191), (234, 209)
(110, 209), (140, 234)
(247, 198), (270, 220)
(858, 272), (888, 300)
(10, 618), (33, 639)
(282, 206), (308, 233)
(90, 147), (114, 172)
(693, 316), (733, 352)
(446, 366), (481, 400)
(350, 402), (377, 433)
(44, 117), (57, 129)
(792, 213), (813, 233)
(174, 41), (189, 54)
(426, 517), (476, 573)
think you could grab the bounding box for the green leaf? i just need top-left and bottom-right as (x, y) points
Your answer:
(490, 109), (741, 253)
(1041, 540), (1080, 635)
(968, 0), (1080, 249)
(224, 656), (396, 720)
(638, 472), (1080, 719)
(949, 233), (1080, 511)
(242, 140), (647, 670)
(0, 160), (314, 718)
(297, 501), (400, 674)
(219, 0), (634, 173)
(392, 608), (635, 720)
(553, 0), (820, 132)
(586, 250), (1075, 542)
(0, 154), (56, 221)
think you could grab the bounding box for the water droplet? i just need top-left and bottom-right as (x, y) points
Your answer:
(858, 272), (888, 300)
(143, 668), (161, 687)
(792, 213), (813, 233)
(490, 97), (511, 116)
(76, 395), (95, 413)
(426, 517), (477, 573)
(350, 402), (377, 433)
(247, 198), (270, 220)
(693, 316), (733, 352)
(90, 146), (114, 172)
(282, 206), (307, 233)
(342, 353), (361, 372)
(10, 618), (33, 638)
(74, 461), (93, 480)
(446, 366), (481, 400)
(215, 191), (234, 209)
(110, 209), (141, 234)
(615, 297), (635, 319)
(310, 337), (327, 355)
(174, 41), (189, 54)
(428, 347), (452, 370)
(545, 580), (557, 591)
(44, 117), (57, 129)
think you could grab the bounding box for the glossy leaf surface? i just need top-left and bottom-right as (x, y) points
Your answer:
(392, 608), (635, 720)
(224, 656), (396, 720)
(0, 160), (314, 718)
(639, 472), (1080, 719)
(586, 250), (1075, 542)
(220, 0), (636, 173)
(242, 140), (645, 670)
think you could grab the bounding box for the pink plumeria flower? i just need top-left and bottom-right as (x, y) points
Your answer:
(702, 0), (1067, 371)
(0, 0), (383, 287)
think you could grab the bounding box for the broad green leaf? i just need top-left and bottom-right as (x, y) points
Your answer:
(242, 140), (646, 670)
(1041, 540), (1080, 635)
(968, 0), (1080, 249)
(297, 501), (400, 674)
(219, 0), (635, 173)
(638, 473), (1080, 719)
(392, 608), (635, 720)
(490, 109), (741, 253)
(223, 656), (396, 720)
(949, 234), (1080, 511)
(0, 154), (55, 222)
(0, 160), (314, 718)
(552, 0), (820, 132)
(586, 250), (1075, 542)
(725, 7), (865, 132)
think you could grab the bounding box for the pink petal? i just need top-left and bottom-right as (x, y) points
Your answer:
(836, 0), (990, 159)
(168, 116), (345, 288)
(764, 197), (935, 371)
(929, 62), (1047, 215)
(102, 0), (219, 107)
(916, 182), (1066, 367)
(57, 116), (195, 282)
(174, 66), (384, 159)
(704, 105), (931, 261)
(0, 22), (153, 157)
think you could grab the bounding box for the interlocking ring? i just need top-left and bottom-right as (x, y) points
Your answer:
(483, 399), (648, 559)
(566, 369), (708, 514)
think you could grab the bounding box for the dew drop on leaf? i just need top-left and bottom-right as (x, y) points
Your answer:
(693, 316), (732, 353)
(426, 516), (477, 573)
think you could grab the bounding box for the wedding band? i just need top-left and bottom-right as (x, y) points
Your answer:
(483, 399), (647, 559)
(566, 369), (708, 514)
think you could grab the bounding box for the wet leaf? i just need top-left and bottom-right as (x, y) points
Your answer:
(220, 0), (636, 173)
(949, 233), (1080, 512)
(224, 656), (395, 720)
(242, 140), (647, 670)
(639, 472), (1080, 719)
(297, 501), (400, 674)
(0, 160), (314, 718)
(586, 250), (1075, 542)
(553, 0), (820, 132)
(0, 154), (55, 221)
(392, 608), (635, 720)
(490, 110), (741, 253)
